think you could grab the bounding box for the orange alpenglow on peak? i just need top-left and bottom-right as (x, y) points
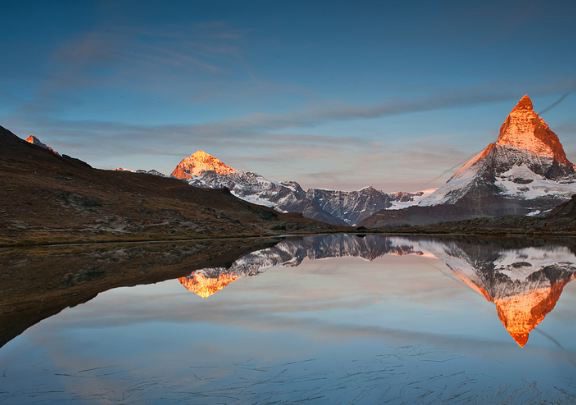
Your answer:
(25, 135), (49, 148)
(171, 150), (236, 179)
(178, 272), (239, 298)
(456, 270), (573, 348)
(513, 94), (534, 111)
(493, 280), (569, 347)
(24, 135), (59, 155)
(496, 94), (571, 166)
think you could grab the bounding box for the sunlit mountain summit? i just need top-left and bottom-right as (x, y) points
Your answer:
(171, 150), (236, 180)
(168, 96), (576, 227)
(363, 95), (576, 226)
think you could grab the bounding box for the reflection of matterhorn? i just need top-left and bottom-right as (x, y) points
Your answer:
(440, 244), (576, 347)
(179, 234), (576, 346)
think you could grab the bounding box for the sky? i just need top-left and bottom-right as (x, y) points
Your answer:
(1, 0), (575, 191)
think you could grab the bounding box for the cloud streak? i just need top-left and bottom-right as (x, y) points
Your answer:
(16, 79), (576, 143)
(5, 81), (576, 191)
(12, 21), (251, 118)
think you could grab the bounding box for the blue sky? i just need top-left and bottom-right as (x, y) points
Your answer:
(1, 0), (575, 191)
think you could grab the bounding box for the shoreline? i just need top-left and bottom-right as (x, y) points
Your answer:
(3, 228), (576, 249)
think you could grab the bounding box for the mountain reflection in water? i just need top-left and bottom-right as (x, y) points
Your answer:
(179, 234), (576, 347)
(2, 234), (576, 403)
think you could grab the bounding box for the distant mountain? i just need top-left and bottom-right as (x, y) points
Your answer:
(172, 150), (236, 179)
(362, 95), (576, 227)
(179, 234), (576, 346)
(172, 150), (425, 225)
(25, 135), (59, 156)
(136, 169), (166, 177)
(115, 168), (166, 177)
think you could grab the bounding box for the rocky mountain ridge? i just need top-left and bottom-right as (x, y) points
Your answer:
(174, 151), (425, 225)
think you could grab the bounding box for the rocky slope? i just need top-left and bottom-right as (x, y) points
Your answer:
(362, 95), (576, 226)
(382, 193), (576, 236)
(0, 126), (333, 246)
(174, 151), (425, 225)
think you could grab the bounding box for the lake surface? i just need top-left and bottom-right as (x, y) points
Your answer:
(1, 234), (576, 404)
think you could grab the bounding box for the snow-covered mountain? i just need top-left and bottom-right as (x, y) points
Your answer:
(172, 151), (425, 225)
(168, 95), (573, 226)
(362, 95), (576, 226)
(179, 234), (576, 346)
(306, 187), (429, 225)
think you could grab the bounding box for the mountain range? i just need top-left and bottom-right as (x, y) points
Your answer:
(178, 234), (576, 347)
(10, 94), (576, 229)
(171, 151), (425, 225)
(169, 95), (576, 226)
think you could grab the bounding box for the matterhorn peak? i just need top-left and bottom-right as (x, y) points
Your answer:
(496, 95), (571, 166)
(512, 94), (534, 111)
(171, 149), (236, 179)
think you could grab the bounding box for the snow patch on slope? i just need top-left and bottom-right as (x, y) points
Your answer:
(418, 161), (481, 206)
(495, 164), (576, 200)
(494, 246), (576, 282)
(388, 189), (435, 209)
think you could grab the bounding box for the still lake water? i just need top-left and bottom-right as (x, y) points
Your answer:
(1, 234), (576, 404)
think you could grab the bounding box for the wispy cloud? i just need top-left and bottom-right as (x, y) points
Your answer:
(12, 21), (251, 118)
(5, 80), (575, 190)
(14, 79), (574, 142)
